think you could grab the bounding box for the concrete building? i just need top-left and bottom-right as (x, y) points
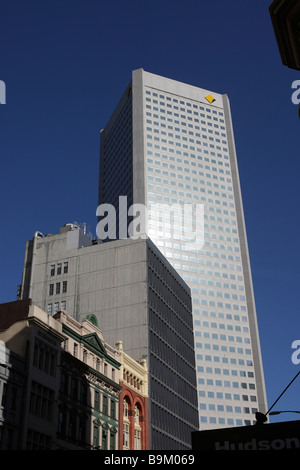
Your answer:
(116, 340), (149, 450)
(98, 69), (267, 429)
(20, 225), (199, 449)
(0, 299), (121, 450)
(0, 299), (66, 449)
(269, 0), (300, 71)
(0, 340), (25, 449)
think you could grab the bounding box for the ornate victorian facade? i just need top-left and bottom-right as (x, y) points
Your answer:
(54, 310), (121, 450)
(116, 340), (149, 450)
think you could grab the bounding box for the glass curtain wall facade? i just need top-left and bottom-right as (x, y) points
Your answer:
(99, 69), (267, 430)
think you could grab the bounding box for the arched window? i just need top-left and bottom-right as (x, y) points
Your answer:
(134, 404), (142, 450)
(123, 398), (129, 419)
(123, 398), (130, 449)
(134, 405), (140, 424)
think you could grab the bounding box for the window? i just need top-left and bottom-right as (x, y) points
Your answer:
(63, 262), (68, 274)
(71, 378), (77, 400)
(134, 405), (140, 424)
(49, 284), (54, 296)
(56, 283), (60, 294)
(79, 418), (86, 443)
(60, 372), (68, 394)
(134, 429), (141, 450)
(47, 304), (53, 315)
(80, 383), (87, 403)
(93, 425), (99, 448)
(94, 390), (100, 411)
(50, 265), (55, 276)
(82, 349), (87, 364)
(102, 429), (107, 450)
(58, 408), (67, 436)
(111, 399), (116, 419)
(29, 381), (54, 420)
(124, 399), (129, 418)
(102, 395), (108, 415)
(62, 281), (67, 293)
(69, 412), (76, 439)
(123, 423), (129, 449)
(110, 431), (116, 450)
(57, 263), (62, 275)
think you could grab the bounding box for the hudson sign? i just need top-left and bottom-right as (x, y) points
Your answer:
(192, 420), (300, 451)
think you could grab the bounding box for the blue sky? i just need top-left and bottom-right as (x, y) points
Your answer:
(1, 0), (299, 423)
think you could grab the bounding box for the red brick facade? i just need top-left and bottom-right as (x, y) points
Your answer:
(0, 299), (33, 331)
(118, 382), (149, 450)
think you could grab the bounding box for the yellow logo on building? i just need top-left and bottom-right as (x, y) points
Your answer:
(205, 94), (215, 104)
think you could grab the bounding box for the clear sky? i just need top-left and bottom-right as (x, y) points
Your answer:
(1, 0), (299, 424)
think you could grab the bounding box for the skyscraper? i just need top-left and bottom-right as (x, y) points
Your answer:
(98, 69), (267, 429)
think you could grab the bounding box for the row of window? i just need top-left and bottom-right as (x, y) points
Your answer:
(192, 298), (246, 312)
(26, 429), (51, 450)
(200, 403), (256, 413)
(198, 389), (256, 402)
(195, 331), (250, 345)
(196, 311), (247, 323)
(146, 123), (226, 142)
(49, 281), (67, 296)
(196, 341), (251, 355)
(198, 366), (254, 378)
(29, 381), (54, 421)
(147, 186), (233, 206)
(156, 236), (241, 255)
(147, 151), (230, 173)
(60, 372), (117, 419)
(193, 287), (244, 300)
(146, 127), (227, 156)
(145, 103), (225, 127)
(58, 406), (88, 446)
(147, 138), (228, 158)
(50, 262), (68, 276)
(33, 338), (57, 376)
(145, 111), (225, 136)
(148, 182), (233, 202)
(146, 135), (228, 156)
(149, 178), (233, 200)
(48, 301), (66, 315)
(145, 88), (223, 111)
(198, 377), (255, 392)
(94, 390), (116, 419)
(200, 416), (253, 426)
(195, 322), (248, 334)
(147, 167), (232, 194)
(196, 353), (253, 367)
(1, 382), (17, 412)
(148, 193), (234, 217)
(123, 399), (144, 450)
(93, 424), (116, 450)
(146, 145), (230, 166)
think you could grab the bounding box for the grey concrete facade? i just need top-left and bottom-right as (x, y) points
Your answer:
(20, 225), (199, 449)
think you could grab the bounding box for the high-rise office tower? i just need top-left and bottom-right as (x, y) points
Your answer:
(98, 69), (267, 429)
